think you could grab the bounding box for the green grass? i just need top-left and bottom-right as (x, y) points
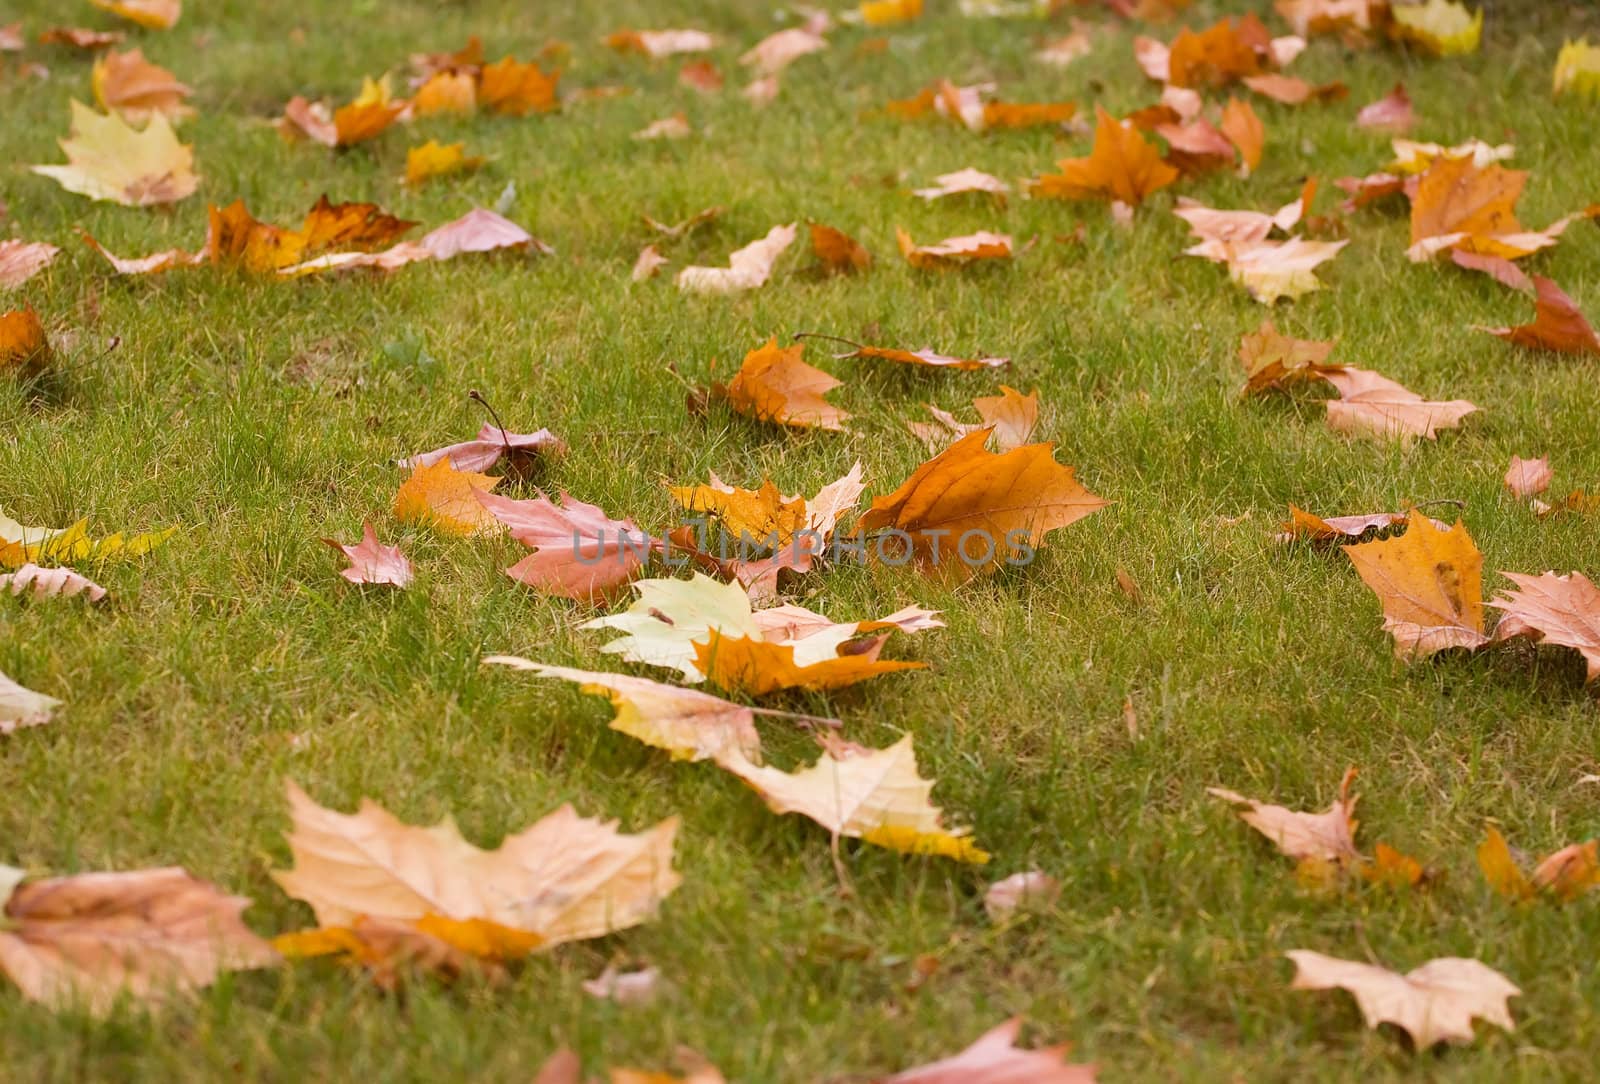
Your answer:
(3, 0), (1600, 1079)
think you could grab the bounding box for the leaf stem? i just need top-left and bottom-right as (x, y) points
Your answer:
(467, 389), (513, 462)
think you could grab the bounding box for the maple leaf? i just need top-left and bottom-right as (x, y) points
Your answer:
(1488, 571), (1600, 681)
(604, 29), (716, 57)
(676, 224), (797, 294)
(634, 113), (692, 141)
(1241, 74), (1348, 105)
(1238, 319), (1335, 395)
(1209, 768), (1359, 875)
(273, 781), (680, 950)
(883, 1017), (1096, 1082)
(1477, 825), (1600, 903)
(485, 658), (764, 763)
(32, 100), (197, 206)
(1406, 158), (1586, 262)
(1037, 31), (1092, 68)
(800, 332), (1007, 371)
(1157, 118), (1238, 176)
(1554, 38), (1600, 98)
(718, 734), (988, 862)
(715, 336), (848, 430)
(913, 168), (1010, 203)
(0, 509), (174, 569)
(1389, 138), (1512, 174)
(741, 28), (827, 76)
(1318, 366), (1478, 441)
(324, 522), (412, 588)
(392, 459), (501, 536)
(90, 0), (180, 29)
(1287, 951), (1518, 1049)
(420, 208), (552, 260)
(584, 574), (762, 681)
(413, 71), (477, 116)
(399, 423), (565, 473)
(860, 428), (1106, 576)
(668, 480), (808, 549)
(1356, 84), (1415, 134)
(272, 915), (528, 989)
(1503, 456), (1552, 499)
(0, 563), (108, 603)
(0, 867), (275, 1014)
(858, 0), (925, 26)
(679, 60), (723, 94)
(1478, 277), (1600, 357)
(981, 101), (1077, 130)
(1390, 0), (1482, 57)
(982, 871), (1061, 922)
(907, 386), (1040, 451)
(477, 489), (647, 602)
(0, 670), (61, 735)
(1450, 250), (1533, 291)
(0, 307), (48, 375)
(1276, 505), (1416, 545)
(810, 223), (872, 272)
(1345, 511), (1488, 658)
(895, 228), (1014, 269)
(404, 140), (483, 186)
(38, 27), (126, 50)
(203, 200), (308, 272)
(1361, 843), (1429, 889)
(0, 241), (59, 291)
(1219, 97), (1264, 173)
(91, 48), (191, 123)
(694, 629), (925, 696)
(477, 57), (560, 115)
(1277, 0), (1377, 38)
(1032, 106), (1178, 207)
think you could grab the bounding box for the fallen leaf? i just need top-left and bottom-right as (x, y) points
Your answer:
(392, 459), (501, 536)
(1503, 456), (1552, 499)
(632, 245), (668, 281)
(1478, 277), (1600, 357)
(858, 0), (925, 26)
(91, 48), (191, 123)
(694, 629), (924, 696)
(1361, 843), (1428, 888)
(678, 60), (722, 94)
(1219, 96), (1264, 173)
(913, 168), (1010, 203)
(1356, 84), (1414, 134)
(743, 74), (781, 107)
(1286, 950), (1517, 1049)
(0, 509), (174, 569)
(324, 522), (412, 588)
(1160, 15), (1271, 87)
(90, 0), (180, 30)
(272, 915), (520, 988)
(1553, 38), (1600, 98)
(1450, 249), (1533, 291)
(1276, 505), (1417, 544)
(38, 28), (125, 51)
(860, 428), (1106, 576)
(668, 482), (808, 554)
(400, 423), (565, 473)
(413, 71), (476, 116)
(0, 307), (49, 374)
(1276, 0), (1376, 38)
(609, 1047), (727, 1084)
(715, 336), (848, 430)
(1345, 511), (1488, 658)
(676, 223), (796, 294)
(644, 206), (722, 241)
(32, 100), (197, 206)
(983, 871), (1061, 921)
(741, 28), (827, 76)
(634, 113), (692, 141)
(1390, 0), (1482, 57)
(1208, 768), (1360, 867)
(1407, 158), (1582, 262)
(404, 140), (483, 186)
(1033, 105), (1178, 207)
(907, 385), (1041, 452)
(1238, 318), (1335, 395)
(0, 670), (61, 735)
(0, 564), (108, 603)
(1242, 74), (1348, 105)
(1157, 118), (1238, 176)
(0, 867), (275, 1014)
(1389, 137), (1512, 173)
(486, 659), (763, 763)
(1488, 571), (1600, 681)
(896, 227), (1013, 269)
(0, 242), (60, 290)
(718, 733), (988, 862)
(604, 29), (716, 58)
(883, 1017), (1096, 1082)
(810, 223), (872, 272)
(1477, 825), (1600, 903)
(478, 489), (647, 602)
(1319, 366), (1478, 441)
(805, 333), (1006, 371)
(477, 57), (560, 115)
(1036, 32), (1092, 68)
(273, 781), (680, 948)
(582, 964), (661, 1005)
(421, 208), (551, 260)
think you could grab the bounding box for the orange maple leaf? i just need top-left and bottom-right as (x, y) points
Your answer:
(1033, 105), (1179, 207)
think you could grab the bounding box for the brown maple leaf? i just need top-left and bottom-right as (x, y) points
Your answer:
(1208, 768), (1360, 867)
(716, 337), (848, 430)
(1478, 277), (1600, 357)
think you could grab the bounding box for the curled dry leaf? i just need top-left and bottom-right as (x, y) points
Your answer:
(884, 1017), (1095, 1082)
(632, 244), (669, 281)
(741, 27), (827, 76)
(803, 333), (1006, 371)
(645, 206), (722, 241)
(1158, 118), (1237, 176)
(1286, 950), (1517, 1050)
(1208, 768), (1359, 869)
(912, 168), (1010, 203)
(1478, 277), (1600, 357)
(1238, 319), (1335, 395)
(1356, 84), (1414, 134)
(392, 459), (500, 536)
(896, 228), (1013, 269)
(1450, 249), (1533, 292)
(0, 867), (276, 1014)
(1488, 571), (1600, 681)
(400, 423), (565, 473)
(677, 223), (796, 294)
(485, 658), (764, 764)
(324, 522), (413, 588)
(91, 48), (192, 123)
(1, 670), (61, 735)
(272, 781), (681, 953)
(1477, 825), (1600, 903)
(633, 113), (692, 141)
(810, 223), (872, 272)
(1033, 106), (1178, 207)
(1390, 0), (1482, 57)
(90, 0), (181, 30)
(861, 428), (1106, 577)
(477, 490), (647, 603)
(983, 871), (1061, 922)
(31, 100), (197, 207)
(715, 336), (848, 431)
(908, 385), (1040, 452)
(1345, 511), (1487, 658)
(1503, 456), (1552, 499)
(0, 563), (108, 603)
(719, 733), (989, 863)
(1276, 505), (1418, 545)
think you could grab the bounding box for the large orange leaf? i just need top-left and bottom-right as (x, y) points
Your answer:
(1238, 319), (1336, 395)
(693, 629), (924, 696)
(716, 336), (848, 430)
(1478, 277), (1600, 357)
(1033, 106), (1178, 207)
(1406, 157), (1586, 261)
(1344, 511), (1487, 658)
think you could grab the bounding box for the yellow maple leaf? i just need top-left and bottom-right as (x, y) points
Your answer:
(392, 459), (500, 536)
(1554, 38), (1600, 98)
(1390, 0), (1482, 57)
(31, 100), (197, 207)
(404, 141), (483, 186)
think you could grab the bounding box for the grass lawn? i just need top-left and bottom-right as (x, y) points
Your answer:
(3, 0), (1600, 1079)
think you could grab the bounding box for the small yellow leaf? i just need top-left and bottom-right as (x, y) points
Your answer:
(392, 459), (501, 536)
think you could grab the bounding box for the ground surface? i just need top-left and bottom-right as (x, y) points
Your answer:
(2, 1), (1599, 1081)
